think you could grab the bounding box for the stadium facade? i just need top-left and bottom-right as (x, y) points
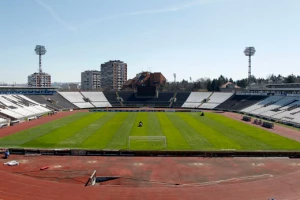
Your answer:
(100, 60), (127, 91)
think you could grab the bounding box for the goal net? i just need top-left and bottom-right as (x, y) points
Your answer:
(128, 136), (167, 150)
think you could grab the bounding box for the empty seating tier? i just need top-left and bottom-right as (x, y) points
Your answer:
(200, 92), (233, 109)
(0, 95), (51, 120)
(59, 92), (86, 103)
(182, 92), (212, 108)
(58, 92), (95, 108)
(81, 92), (112, 107)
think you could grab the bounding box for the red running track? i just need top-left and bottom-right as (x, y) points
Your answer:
(0, 156), (300, 200)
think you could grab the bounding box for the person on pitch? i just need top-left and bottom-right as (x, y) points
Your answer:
(139, 121), (143, 127)
(4, 149), (10, 159)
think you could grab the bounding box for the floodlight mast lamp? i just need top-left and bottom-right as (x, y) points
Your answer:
(244, 47), (256, 87)
(35, 45), (46, 74)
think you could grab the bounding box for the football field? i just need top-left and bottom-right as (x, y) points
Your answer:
(0, 112), (300, 150)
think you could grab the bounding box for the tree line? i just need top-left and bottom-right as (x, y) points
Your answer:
(161, 74), (300, 92)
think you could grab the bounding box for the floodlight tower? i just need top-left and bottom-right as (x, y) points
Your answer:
(35, 45), (47, 74)
(244, 47), (256, 87)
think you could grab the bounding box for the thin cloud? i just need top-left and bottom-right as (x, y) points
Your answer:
(35, 0), (77, 31)
(77, 14), (122, 29)
(78, 0), (210, 29)
(39, 0), (217, 35)
(127, 0), (205, 16)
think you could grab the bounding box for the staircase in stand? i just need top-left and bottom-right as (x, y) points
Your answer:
(198, 92), (213, 108)
(116, 92), (123, 107)
(79, 92), (96, 108)
(168, 92), (177, 107)
(41, 95), (64, 110)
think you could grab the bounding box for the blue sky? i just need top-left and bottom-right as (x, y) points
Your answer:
(0, 0), (299, 84)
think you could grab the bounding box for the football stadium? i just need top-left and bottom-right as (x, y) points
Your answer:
(0, 87), (300, 199)
(1, 1), (300, 199)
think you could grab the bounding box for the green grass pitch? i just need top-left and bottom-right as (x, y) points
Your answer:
(0, 112), (300, 151)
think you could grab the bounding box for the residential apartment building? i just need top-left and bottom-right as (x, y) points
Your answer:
(101, 60), (127, 90)
(28, 72), (51, 87)
(81, 70), (101, 91)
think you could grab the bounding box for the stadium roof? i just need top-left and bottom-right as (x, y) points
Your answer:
(0, 86), (56, 89)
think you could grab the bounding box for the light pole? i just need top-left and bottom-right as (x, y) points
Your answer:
(244, 47), (256, 87)
(34, 45), (47, 87)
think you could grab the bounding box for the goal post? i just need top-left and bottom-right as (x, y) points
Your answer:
(128, 136), (167, 150)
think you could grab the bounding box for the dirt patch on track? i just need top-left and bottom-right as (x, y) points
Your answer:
(0, 110), (82, 138)
(222, 112), (300, 142)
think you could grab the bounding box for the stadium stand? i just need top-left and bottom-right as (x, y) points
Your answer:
(72, 102), (94, 108)
(292, 112), (300, 124)
(103, 92), (122, 107)
(116, 92), (135, 102)
(258, 96), (299, 117)
(112, 91), (175, 107)
(16, 95), (40, 105)
(234, 95), (300, 126)
(216, 94), (268, 111)
(182, 92), (212, 108)
(25, 95), (63, 110)
(59, 92), (86, 103)
(44, 93), (78, 110)
(241, 96), (284, 114)
(200, 92), (233, 109)
(81, 92), (108, 102)
(59, 92), (94, 109)
(232, 95), (269, 111)
(272, 100), (300, 117)
(264, 97), (300, 124)
(1, 87), (300, 129)
(0, 96), (36, 117)
(171, 92), (190, 107)
(81, 92), (112, 108)
(0, 108), (24, 119)
(0, 95), (51, 120)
